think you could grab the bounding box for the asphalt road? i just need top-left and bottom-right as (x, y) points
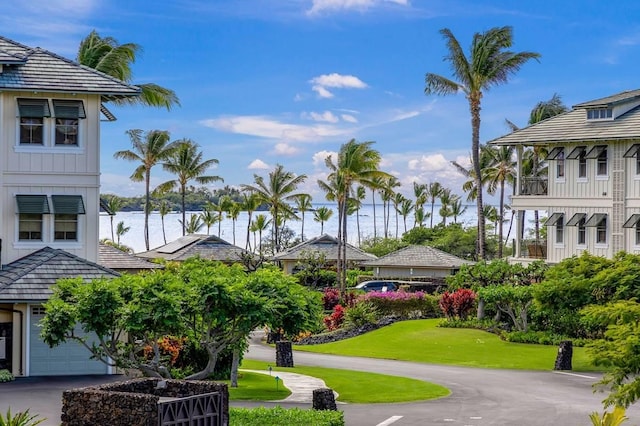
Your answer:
(244, 332), (640, 426)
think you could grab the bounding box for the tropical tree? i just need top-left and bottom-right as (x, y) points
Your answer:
(77, 30), (179, 110)
(319, 139), (388, 291)
(158, 139), (223, 235)
(450, 197), (467, 223)
(157, 199), (172, 245)
(200, 204), (220, 235)
(104, 195), (125, 242)
(295, 194), (313, 241)
(426, 182), (444, 228)
(368, 176), (386, 240)
(392, 192), (405, 238)
(228, 201), (241, 245)
(250, 214), (271, 255)
(114, 129), (178, 250)
(181, 214), (204, 234)
(212, 195), (233, 237)
(398, 197), (414, 233)
(242, 193), (262, 251)
(352, 185), (367, 245)
(484, 145), (516, 257)
(438, 188), (456, 225)
(241, 165), (307, 253)
(425, 26), (540, 259)
(414, 206), (429, 228)
(115, 221), (130, 245)
(383, 176), (401, 238)
(313, 206), (333, 234)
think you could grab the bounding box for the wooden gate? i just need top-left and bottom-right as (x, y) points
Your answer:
(158, 391), (224, 426)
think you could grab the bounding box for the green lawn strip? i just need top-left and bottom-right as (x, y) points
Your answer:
(241, 359), (449, 403)
(293, 319), (598, 371)
(222, 371), (291, 401)
(230, 406), (344, 426)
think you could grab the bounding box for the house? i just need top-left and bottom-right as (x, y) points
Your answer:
(98, 242), (162, 274)
(271, 234), (377, 274)
(488, 89), (640, 264)
(360, 244), (473, 280)
(0, 35), (140, 377)
(136, 234), (248, 263)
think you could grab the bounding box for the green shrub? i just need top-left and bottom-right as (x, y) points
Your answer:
(0, 408), (45, 426)
(0, 370), (14, 383)
(344, 301), (379, 329)
(360, 291), (440, 319)
(230, 406), (344, 426)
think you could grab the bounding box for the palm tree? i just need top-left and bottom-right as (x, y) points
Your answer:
(77, 30), (179, 110)
(104, 195), (125, 242)
(114, 129), (178, 250)
(368, 176), (386, 240)
(157, 199), (172, 244)
(425, 26), (540, 259)
(295, 194), (313, 241)
(414, 206), (429, 228)
(451, 146), (495, 203)
(200, 204), (220, 235)
(319, 139), (388, 291)
(181, 214), (204, 234)
(313, 206), (333, 234)
(382, 176), (401, 238)
(227, 201), (241, 245)
(212, 195), (233, 237)
(241, 164), (307, 253)
(250, 214), (271, 255)
(242, 193), (261, 250)
(398, 198), (414, 233)
(352, 185), (367, 246)
(484, 145), (516, 257)
(450, 198), (467, 223)
(439, 188), (455, 226)
(158, 139), (223, 236)
(425, 182), (444, 228)
(115, 221), (130, 244)
(392, 192), (405, 238)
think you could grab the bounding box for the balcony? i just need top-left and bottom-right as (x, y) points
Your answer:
(520, 177), (548, 196)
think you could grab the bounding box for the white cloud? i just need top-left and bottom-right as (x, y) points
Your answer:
(309, 73), (368, 98)
(341, 114), (358, 123)
(200, 115), (349, 142)
(248, 159), (270, 170)
(312, 150), (338, 167)
(305, 111), (340, 123)
(273, 143), (300, 156)
(307, 0), (409, 15)
(407, 153), (450, 172)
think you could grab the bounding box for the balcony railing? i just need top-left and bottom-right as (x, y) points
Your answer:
(519, 177), (548, 196)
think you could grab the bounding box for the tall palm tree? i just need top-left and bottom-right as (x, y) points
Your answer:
(242, 193), (261, 250)
(313, 206), (333, 234)
(228, 201), (241, 245)
(212, 195), (233, 237)
(382, 176), (401, 238)
(181, 214), (204, 234)
(414, 206), (429, 228)
(426, 182), (444, 228)
(439, 188), (455, 226)
(425, 26), (540, 259)
(319, 139), (388, 291)
(352, 185), (367, 246)
(450, 198), (467, 224)
(295, 194), (313, 241)
(114, 129), (178, 250)
(158, 139), (223, 236)
(241, 164), (307, 253)
(200, 204), (219, 235)
(398, 198), (414, 234)
(451, 146), (495, 203)
(250, 214), (271, 255)
(392, 192), (405, 238)
(77, 30), (179, 110)
(157, 199), (172, 244)
(104, 195), (125, 242)
(115, 221), (130, 244)
(368, 176), (386, 240)
(484, 145), (516, 257)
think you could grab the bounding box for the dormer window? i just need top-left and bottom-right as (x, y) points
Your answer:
(587, 108), (613, 120)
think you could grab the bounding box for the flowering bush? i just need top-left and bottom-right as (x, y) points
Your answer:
(439, 289), (476, 320)
(143, 336), (185, 365)
(323, 304), (345, 331)
(359, 290), (440, 319)
(322, 287), (340, 310)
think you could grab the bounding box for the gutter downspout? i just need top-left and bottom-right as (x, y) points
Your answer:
(0, 307), (23, 376)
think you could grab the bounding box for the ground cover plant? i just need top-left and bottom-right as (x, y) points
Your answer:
(294, 319), (597, 371)
(241, 359), (449, 403)
(230, 406), (344, 426)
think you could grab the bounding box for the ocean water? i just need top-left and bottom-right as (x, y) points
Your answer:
(99, 203), (481, 253)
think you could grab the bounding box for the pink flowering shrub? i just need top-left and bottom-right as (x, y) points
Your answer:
(323, 304), (345, 331)
(322, 287), (340, 311)
(359, 290), (440, 319)
(439, 289), (476, 320)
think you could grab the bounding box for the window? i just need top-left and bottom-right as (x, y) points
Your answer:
(555, 216), (564, 244)
(624, 145), (640, 175)
(636, 223), (640, 246)
(578, 219), (586, 245)
(597, 218), (607, 244)
(587, 108), (613, 120)
(578, 152), (587, 178)
(51, 195), (85, 241)
(52, 100), (85, 146)
(17, 99), (50, 145)
(16, 195), (50, 241)
(556, 149), (565, 178)
(597, 149), (608, 176)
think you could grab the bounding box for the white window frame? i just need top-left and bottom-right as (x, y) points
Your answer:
(577, 219), (587, 246)
(556, 149), (565, 181)
(596, 218), (607, 245)
(596, 149), (608, 177)
(555, 216), (564, 245)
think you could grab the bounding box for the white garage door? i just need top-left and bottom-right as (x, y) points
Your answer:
(29, 306), (107, 376)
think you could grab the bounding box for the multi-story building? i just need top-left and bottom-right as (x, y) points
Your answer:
(489, 89), (640, 264)
(0, 36), (139, 376)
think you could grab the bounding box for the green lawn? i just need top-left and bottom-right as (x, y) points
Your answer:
(293, 319), (599, 371)
(241, 359), (450, 403)
(223, 371), (291, 400)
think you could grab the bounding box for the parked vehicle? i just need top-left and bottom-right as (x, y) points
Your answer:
(355, 280), (400, 292)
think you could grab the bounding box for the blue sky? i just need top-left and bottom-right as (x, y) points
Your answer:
(2, 0), (640, 202)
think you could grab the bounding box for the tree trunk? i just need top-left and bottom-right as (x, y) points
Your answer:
(186, 346), (219, 380)
(477, 298), (486, 320)
(144, 171), (151, 250)
(498, 181), (505, 258)
(230, 347), (240, 388)
(470, 94), (486, 259)
(181, 184), (187, 236)
(372, 191), (377, 240)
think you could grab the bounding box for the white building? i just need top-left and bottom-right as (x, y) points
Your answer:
(0, 36), (140, 376)
(489, 89), (640, 264)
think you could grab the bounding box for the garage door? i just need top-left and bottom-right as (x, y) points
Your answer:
(29, 305), (107, 376)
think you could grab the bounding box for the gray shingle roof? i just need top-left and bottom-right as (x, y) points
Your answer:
(0, 247), (119, 302)
(360, 245), (473, 269)
(488, 89), (640, 146)
(0, 36), (140, 99)
(136, 234), (248, 262)
(98, 243), (162, 271)
(272, 234), (377, 262)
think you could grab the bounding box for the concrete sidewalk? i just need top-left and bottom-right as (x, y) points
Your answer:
(241, 369), (339, 403)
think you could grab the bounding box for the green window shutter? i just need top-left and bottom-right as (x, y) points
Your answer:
(51, 195), (85, 214)
(17, 99), (50, 118)
(623, 214), (640, 228)
(16, 195), (50, 214)
(585, 213), (607, 227)
(52, 100), (86, 119)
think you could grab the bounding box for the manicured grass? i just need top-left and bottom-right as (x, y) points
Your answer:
(230, 406), (344, 426)
(241, 359), (450, 403)
(293, 319), (599, 371)
(222, 371), (291, 401)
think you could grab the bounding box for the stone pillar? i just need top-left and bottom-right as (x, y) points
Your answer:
(313, 388), (337, 411)
(554, 340), (573, 370)
(275, 341), (294, 367)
